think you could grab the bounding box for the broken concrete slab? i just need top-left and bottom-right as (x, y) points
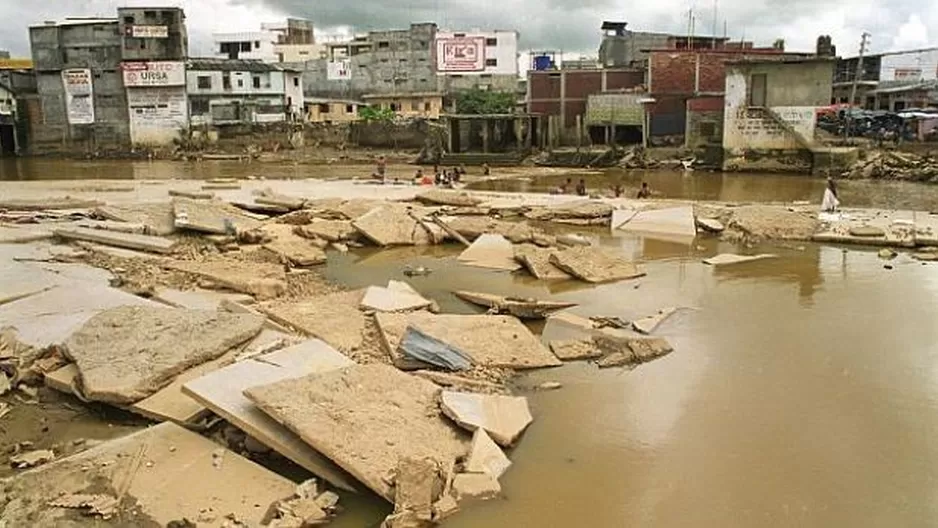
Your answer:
(850, 225), (887, 237)
(183, 339), (357, 491)
(153, 287), (254, 311)
(262, 224), (328, 267)
(549, 246), (645, 283)
(416, 189), (482, 207)
(353, 205), (427, 246)
(465, 429), (511, 479)
(295, 219), (358, 242)
(619, 205), (697, 241)
(0, 422), (295, 527)
(549, 339), (602, 361)
(172, 197), (262, 234)
(610, 208), (639, 230)
(261, 289), (367, 352)
(362, 284), (433, 313)
(9, 449), (55, 468)
(513, 244), (572, 280)
(703, 253), (777, 266)
(390, 457), (443, 523)
(53, 226), (176, 254)
(525, 200), (614, 221)
(0, 284), (157, 351)
(168, 189), (214, 199)
(76, 242), (168, 262)
(0, 197), (102, 211)
(63, 305), (264, 404)
(457, 234), (521, 271)
(166, 259), (287, 300)
(452, 473), (501, 501)
(376, 312), (562, 370)
(813, 209), (916, 247)
(0, 225), (54, 244)
(453, 290), (577, 319)
(632, 307), (678, 335)
(95, 202), (176, 236)
(594, 335), (674, 368)
(440, 391), (532, 447)
(245, 364), (469, 502)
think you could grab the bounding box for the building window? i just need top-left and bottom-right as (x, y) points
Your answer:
(411, 101), (420, 111)
(454, 33), (466, 38)
(748, 73), (767, 107)
(191, 99), (209, 115)
(293, 77), (299, 87)
(318, 103), (329, 113)
(253, 76), (261, 89)
(197, 76), (212, 89)
(378, 41), (390, 49)
(254, 41), (261, 49)
(485, 58), (498, 67)
(480, 74), (492, 79)
(144, 10), (157, 18)
(346, 104), (355, 114)
(237, 79), (244, 87)
(424, 102), (431, 112)
(390, 102), (401, 111)
(380, 58), (389, 63)
(240, 42), (251, 52)
(123, 16), (134, 24)
(485, 37), (498, 46)
(399, 58), (408, 63)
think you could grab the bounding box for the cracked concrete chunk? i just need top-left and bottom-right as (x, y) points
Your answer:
(458, 234), (521, 271)
(416, 189), (482, 207)
(594, 335), (674, 368)
(440, 391), (532, 447)
(261, 290), (367, 352)
(10, 449), (55, 468)
(167, 260), (287, 300)
(53, 227), (176, 254)
(362, 283), (432, 313)
(549, 339), (602, 361)
(550, 246), (645, 283)
(245, 364), (468, 502)
(63, 305), (264, 404)
(632, 307), (678, 335)
(619, 205), (697, 240)
(262, 224), (327, 267)
(513, 244), (571, 280)
(452, 473), (501, 501)
(295, 219), (357, 242)
(465, 429), (511, 479)
(353, 205), (425, 246)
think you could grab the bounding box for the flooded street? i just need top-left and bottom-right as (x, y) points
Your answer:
(322, 233), (938, 527)
(3, 158), (938, 527)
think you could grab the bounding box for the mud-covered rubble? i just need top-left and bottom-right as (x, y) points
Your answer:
(843, 150), (938, 183)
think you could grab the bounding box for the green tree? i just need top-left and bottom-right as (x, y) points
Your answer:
(455, 88), (516, 115)
(358, 106), (396, 122)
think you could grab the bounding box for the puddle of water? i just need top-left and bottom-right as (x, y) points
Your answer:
(325, 231), (938, 527)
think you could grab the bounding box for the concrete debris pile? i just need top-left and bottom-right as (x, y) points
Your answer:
(843, 151), (938, 183)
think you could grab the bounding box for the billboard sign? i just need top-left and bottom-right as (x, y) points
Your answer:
(62, 69), (94, 125)
(129, 25), (169, 38)
(122, 61), (185, 87)
(436, 37), (486, 72)
(327, 60), (351, 80)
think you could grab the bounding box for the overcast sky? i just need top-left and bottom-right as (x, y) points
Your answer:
(1, 0), (935, 60)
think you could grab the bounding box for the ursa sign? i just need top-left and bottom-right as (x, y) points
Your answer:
(121, 61), (185, 87)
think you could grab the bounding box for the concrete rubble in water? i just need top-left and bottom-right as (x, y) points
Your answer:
(95, 202), (176, 236)
(632, 307), (678, 335)
(465, 429), (512, 479)
(183, 338), (357, 491)
(375, 312), (562, 369)
(704, 254), (777, 266)
(453, 290), (577, 319)
(244, 364), (469, 502)
(617, 205), (697, 241)
(513, 244), (573, 280)
(549, 246), (645, 283)
(813, 209), (917, 247)
(416, 189), (482, 207)
(294, 219), (359, 242)
(457, 234), (522, 271)
(261, 223), (328, 266)
(62, 305), (264, 404)
(361, 281), (433, 313)
(440, 391), (533, 447)
(0, 423), (295, 527)
(352, 204), (437, 246)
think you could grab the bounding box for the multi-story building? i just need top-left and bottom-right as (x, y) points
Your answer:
(187, 58), (304, 125)
(833, 47), (938, 110)
(434, 29), (519, 93)
(0, 57), (36, 155)
(213, 19), (324, 63)
(117, 7), (189, 146)
(598, 21), (730, 69)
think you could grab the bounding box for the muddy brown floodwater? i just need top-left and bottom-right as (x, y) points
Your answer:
(4, 158), (938, 527)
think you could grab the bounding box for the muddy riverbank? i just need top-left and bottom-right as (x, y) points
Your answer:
(1, 175), (938, 527)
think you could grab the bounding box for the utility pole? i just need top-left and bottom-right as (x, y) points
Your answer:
(845, 32), (870, 140)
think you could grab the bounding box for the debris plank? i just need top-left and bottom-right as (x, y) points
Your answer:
(457, 234), (521, 271)
(549, 246), (645, 283)
(361, 285), (432, 313)
(166, 260), (287, 300)
(703, 254), (777, 266)
(183, 339), (358, 491)
(440, 391), (533, 447)
(513, 244), (571, 280)
(53, 226), (176, 254)
(618, 205), (697, 240)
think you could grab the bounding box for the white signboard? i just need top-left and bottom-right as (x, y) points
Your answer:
(327, 60), (351, 81)
(62, 69), (94, 125)
(122, 61), (185, 87)
(127, 87), (188, 145)
(436, 37), (486, 72)
(130, 25), (168, 38)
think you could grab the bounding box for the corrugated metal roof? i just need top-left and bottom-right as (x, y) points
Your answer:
(187, 58), (281, 72)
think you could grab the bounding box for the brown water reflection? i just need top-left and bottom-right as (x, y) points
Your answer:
(325, 233), (938, 528)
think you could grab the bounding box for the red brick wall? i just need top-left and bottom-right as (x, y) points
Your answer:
(529, 72), (562, 100)
(687, 95), (724, 112)
(564, 71), (602, 100)
(529, 101), (561, 115)
(650, 50), (804, 95)
(606, 70), (645, 91)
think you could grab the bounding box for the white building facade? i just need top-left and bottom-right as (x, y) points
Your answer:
(213, 19), (324, 63)
(878, 47), (938, 82)
(187, 58), (303, 125)
(122, 60), (189, 146)
(434, 29), (520, 92)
